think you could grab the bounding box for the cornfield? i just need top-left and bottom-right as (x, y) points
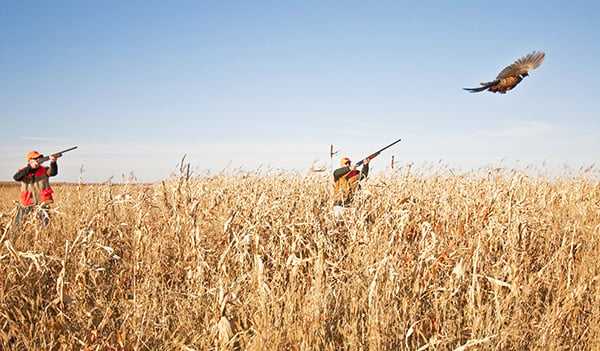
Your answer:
(1, 164), (599, 350)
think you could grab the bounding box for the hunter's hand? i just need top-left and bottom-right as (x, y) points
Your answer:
(363, 158), (370, 165)
(50, 155), (57, 162)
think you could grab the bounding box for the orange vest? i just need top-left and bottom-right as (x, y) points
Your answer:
(333, 170), (360, 206)
(18, 167), (54, 206)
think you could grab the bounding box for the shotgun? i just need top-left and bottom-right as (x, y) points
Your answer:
(38, 146), (78, 163)
(356, 139), (401, 166)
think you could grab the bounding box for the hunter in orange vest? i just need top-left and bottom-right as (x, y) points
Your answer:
(332, 157), (369, 220)
(13, 150), (58, 227)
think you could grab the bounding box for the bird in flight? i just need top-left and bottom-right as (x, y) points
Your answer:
(464, 51), (545, 94)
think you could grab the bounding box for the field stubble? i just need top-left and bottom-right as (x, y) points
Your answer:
(0, 166), (599, 350)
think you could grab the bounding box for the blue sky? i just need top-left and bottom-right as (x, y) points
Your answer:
(1, 1), (599, 183)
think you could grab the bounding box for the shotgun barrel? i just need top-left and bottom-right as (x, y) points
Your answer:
(356, 139), (401, 166)
(38, 146), (78, 163)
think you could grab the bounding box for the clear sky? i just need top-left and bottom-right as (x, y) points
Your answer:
(2, 1), (599, 183)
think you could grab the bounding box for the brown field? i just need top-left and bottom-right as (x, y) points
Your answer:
(1, 166), (599, 350)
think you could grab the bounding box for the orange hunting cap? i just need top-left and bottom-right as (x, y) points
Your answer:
(26, 151), (42, 161)
(340, 157), (351, 165)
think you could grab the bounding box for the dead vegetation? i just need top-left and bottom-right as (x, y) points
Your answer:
(0, 165), (599, 350)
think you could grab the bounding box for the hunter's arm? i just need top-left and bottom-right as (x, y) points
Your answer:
(13, 166), (31, 181)
(333, 167), (351, 181)
(47, 162), (58, 177)
(359, 163), (369, 180)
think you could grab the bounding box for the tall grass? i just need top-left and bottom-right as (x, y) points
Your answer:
(0, 165), (599, 350)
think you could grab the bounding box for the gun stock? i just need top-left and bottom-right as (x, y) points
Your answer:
(38, 146), (78, 163)
(355, 138), (401, 166)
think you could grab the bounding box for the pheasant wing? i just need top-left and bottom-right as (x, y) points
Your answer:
(496, 51), (545, 79)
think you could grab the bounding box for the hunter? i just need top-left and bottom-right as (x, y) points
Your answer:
(13, 150), (58, 228)
(332, 157), (369, 220)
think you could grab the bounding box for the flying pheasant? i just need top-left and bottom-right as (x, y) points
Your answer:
(464, 51), (545, 93)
